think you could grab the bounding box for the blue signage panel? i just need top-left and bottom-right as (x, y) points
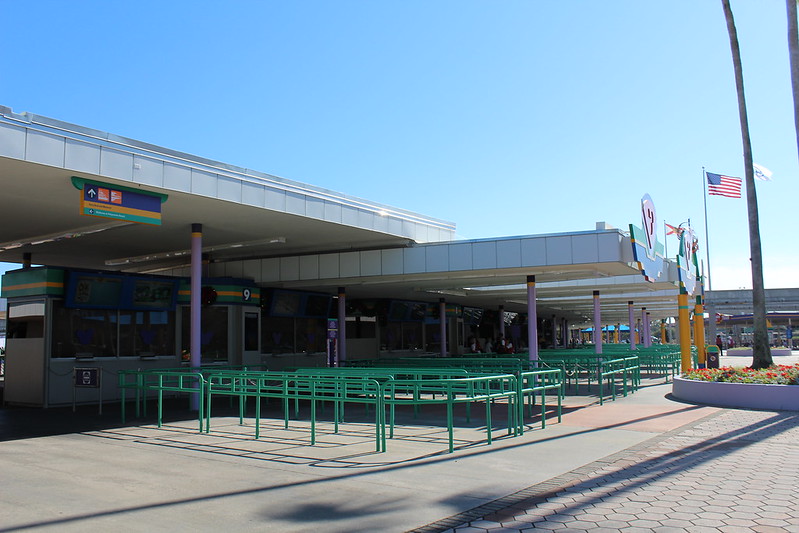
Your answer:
(72, 177), (167, 225)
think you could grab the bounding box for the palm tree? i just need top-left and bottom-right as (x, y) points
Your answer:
(788, 0), (799, 163)
(721, 0), (772, 369)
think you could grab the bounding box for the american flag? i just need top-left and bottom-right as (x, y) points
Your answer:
(706, 172), (742, 198)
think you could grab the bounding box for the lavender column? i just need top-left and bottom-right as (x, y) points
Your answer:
(593, 290), (602, 355)
(190, 224), (202, 369)
(338, 287), (346, 363)
(189, 224), (202, 410)
(628, 301), (636, 350)
(439, 298), (447, 357)
(527, 276), (538, 361)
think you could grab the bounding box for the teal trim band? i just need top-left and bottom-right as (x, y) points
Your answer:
(82, 207), (161, 225)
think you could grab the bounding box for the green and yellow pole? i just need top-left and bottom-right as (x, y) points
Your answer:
(694, 295), (706, 368)
(678, 292), (692, 372)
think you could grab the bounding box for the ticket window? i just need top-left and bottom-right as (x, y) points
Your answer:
(180, 306), (230, 364)
(7, 302), (46, 340)
(242, 310), (260, 365)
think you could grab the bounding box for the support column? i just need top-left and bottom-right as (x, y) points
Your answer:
(593, 290), (602, 355)
(22, 252), (32, 268)
(439, 298), (447, 357)
(337, 287), (346, 363)
(641, 308), (648, 348)
(551, 314), (557, 349)
(189, 224), (202, 410)
(695, 295), (707, 368)
(498, 305), (506, 339)
(527, 276), (538, 361)
(628, 301), (636, 350)
(678, 292), (692, 372)
(190, 224), (202, 370)
(661, 320), (667, 344)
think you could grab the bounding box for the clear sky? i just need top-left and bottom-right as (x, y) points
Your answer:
(1, 0), (797, 290)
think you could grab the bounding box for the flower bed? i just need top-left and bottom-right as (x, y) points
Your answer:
(683, 365), (799, 385)
(673, 364), (799, 411)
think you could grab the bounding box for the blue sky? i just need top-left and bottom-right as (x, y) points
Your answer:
(1, 0), (797, 290)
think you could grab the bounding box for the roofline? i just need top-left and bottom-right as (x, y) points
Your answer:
(0, 104), (456, 232)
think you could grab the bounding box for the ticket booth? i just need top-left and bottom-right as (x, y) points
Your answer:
(176, 278), (262, 367)
(1, 267), (260, 407)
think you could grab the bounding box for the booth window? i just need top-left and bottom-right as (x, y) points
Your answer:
(180, 306), (229, 363)
(383, 321), (423, 351)
(7, 302), (45, 339)
(262, 316), (326, 354)
(119, 310), (176, 357)
(50, 301), (177, 358)
(244, 312), (259, 352)
(51, 301), (118, 358)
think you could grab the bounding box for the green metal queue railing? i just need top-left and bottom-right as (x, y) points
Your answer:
(118, 364), (567, 453)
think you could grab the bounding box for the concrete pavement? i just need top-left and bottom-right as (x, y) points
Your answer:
(0, 369), (796, 532)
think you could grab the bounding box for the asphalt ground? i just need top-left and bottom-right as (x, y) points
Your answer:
(0, 355), (797, 532)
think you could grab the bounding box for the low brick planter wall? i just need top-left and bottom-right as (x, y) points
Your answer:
(673, 376), (799, 411)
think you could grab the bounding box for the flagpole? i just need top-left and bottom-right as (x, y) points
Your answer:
(702, 167), (712, 291)
(702, 166), (717, 347)
(664, 220), (669, 259)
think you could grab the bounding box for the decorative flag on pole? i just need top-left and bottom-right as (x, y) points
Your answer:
(753, 163), (773, 181)
(665, 222), (684, 237)
(706, 172), (742, 198)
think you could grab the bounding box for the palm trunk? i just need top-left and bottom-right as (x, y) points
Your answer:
(788, 0), (799, 163)
(721, 0), (772, 369)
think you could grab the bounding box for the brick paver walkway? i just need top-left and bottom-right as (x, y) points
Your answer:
(414, 409), (799, 532)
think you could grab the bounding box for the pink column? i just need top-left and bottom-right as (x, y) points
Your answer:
(527, 276), (538, 361)
(337, 287), (346, 363)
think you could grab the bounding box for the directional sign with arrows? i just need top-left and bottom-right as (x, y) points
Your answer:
(75, 178), (166, 225)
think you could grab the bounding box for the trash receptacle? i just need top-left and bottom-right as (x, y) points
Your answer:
(705, 345), (720, 369)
